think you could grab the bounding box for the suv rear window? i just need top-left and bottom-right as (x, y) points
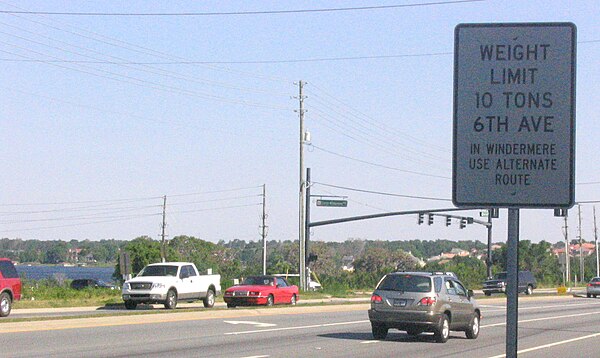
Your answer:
(377, 274), (432, 292)
(0, 261), (19, 278)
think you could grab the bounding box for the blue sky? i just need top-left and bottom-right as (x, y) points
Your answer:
(0, 1), (599, 247)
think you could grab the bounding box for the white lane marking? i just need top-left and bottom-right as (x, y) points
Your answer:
(226, 320), (369, 335)
(224, 320), (277, 328)
(360, 340), (380, 344)
(486, 332), (600, 358)
(482, 301), (600, 313)
(481, 309), (600, 328)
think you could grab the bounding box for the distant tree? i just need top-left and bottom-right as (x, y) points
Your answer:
(113, 236), (161, 281)
(43, 241), (68, 264)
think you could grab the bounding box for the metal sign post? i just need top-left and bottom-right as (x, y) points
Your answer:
(453, 22), (576, 358)
(506, 209), (519, 357)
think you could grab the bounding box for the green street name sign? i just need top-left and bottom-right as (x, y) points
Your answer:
(316, 199), (348, 207)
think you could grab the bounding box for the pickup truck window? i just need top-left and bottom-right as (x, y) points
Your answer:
(139, 265), (178, 277)
(186, 265), (197, 277)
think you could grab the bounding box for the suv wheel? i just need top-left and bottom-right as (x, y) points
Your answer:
(371, 323), (388, 340)
(525, 285), (533, 295)
(465, 313), (480, 339)
(0, 292), (12, 317)
(434, 314), (450, 343)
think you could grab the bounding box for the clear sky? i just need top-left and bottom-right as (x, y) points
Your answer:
(0, 1), (599, 247)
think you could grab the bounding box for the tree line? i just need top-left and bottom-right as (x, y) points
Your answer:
(0, 236), (585, 289)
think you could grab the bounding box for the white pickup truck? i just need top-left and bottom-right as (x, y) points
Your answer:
(122, 262), (221, 310)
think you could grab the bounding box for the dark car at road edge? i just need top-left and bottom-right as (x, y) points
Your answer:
(482, 271), (537, 296)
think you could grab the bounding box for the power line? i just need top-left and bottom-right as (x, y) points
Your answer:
(309, 144), (451, 180)
(0, 186), (263, 207)
(308, 99), (448, 163)
(312, 182), (452, 202)
(0, 1), (486, 16)
(309, 108), (451, 168)
(1, 39), (597, 64)
(0, 52), (454, 64)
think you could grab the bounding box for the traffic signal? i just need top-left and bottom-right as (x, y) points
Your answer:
(418, 213), (424, 225)
(428, 214), (434, 225)
(446, 216), (452, 226)
(460, 218), (467, 229)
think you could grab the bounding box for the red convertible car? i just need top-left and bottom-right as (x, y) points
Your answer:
(223, 275), (299, 308)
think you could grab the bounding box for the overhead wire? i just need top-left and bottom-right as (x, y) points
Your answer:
(0, 2), (292, 83)
(308, 96), (449, 162)
(308, 83), (448, 153)
(312, 181), (452, 202)
(309, 107), (451, 169)
(0, 41), (290, 110)
(0, 20), (291, 97)
(0, 1), (487, 16)
(309, 144), (451, 180)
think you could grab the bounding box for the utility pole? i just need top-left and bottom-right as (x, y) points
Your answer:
(296, 80), (307, 292)
(578, 204), (584, 284)
(305, 168), (311, 276)
(564, 214), (570, 286)
(261, 184), (268, 275)
(160, 195), (167, 263)
(595, 206), (599, 277)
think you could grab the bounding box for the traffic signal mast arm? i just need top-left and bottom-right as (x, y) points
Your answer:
(309, 207), (491, 228)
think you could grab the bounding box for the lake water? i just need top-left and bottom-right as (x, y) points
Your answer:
(15, 265), (116, 283)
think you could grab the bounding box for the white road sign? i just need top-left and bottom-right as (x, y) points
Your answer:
(453, 23), (576, 208)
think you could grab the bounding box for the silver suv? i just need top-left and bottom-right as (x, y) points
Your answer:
(368, 272), (480, 343)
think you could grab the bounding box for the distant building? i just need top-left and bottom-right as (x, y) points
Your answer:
(342, 255), (354, 272)
(67, 248), (82, 262)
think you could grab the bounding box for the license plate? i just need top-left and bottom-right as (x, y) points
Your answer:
(393, 299), (407, 307)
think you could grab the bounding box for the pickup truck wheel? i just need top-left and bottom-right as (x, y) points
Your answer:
(0, 292), (12, 317)
(164, 289), (177, 310)
(203, 289), (215, 308)
(484, 292), (491, 296)
(525, 285), (533, 295)
(266, 294), (274, 306)
(290, 294), (297, 305)
(226, 303), (236, 309)
(124, 300), (137, 310)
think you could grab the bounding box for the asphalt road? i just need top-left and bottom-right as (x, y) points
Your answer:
(2, 295), (600, 357)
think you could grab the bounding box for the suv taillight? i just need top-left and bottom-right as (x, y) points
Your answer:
(418, 297), (437, 306)
(371, 294), (383, 303)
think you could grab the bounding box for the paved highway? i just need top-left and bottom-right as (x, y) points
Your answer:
(2, 296), (599, 357)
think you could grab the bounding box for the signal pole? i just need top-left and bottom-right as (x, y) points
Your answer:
(595, 206), (599, 277)
(160, 195), (167, 262)
(296, 80), (307, 291)
(261, 184), (268, 275)
(578, 204), (584, 284)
